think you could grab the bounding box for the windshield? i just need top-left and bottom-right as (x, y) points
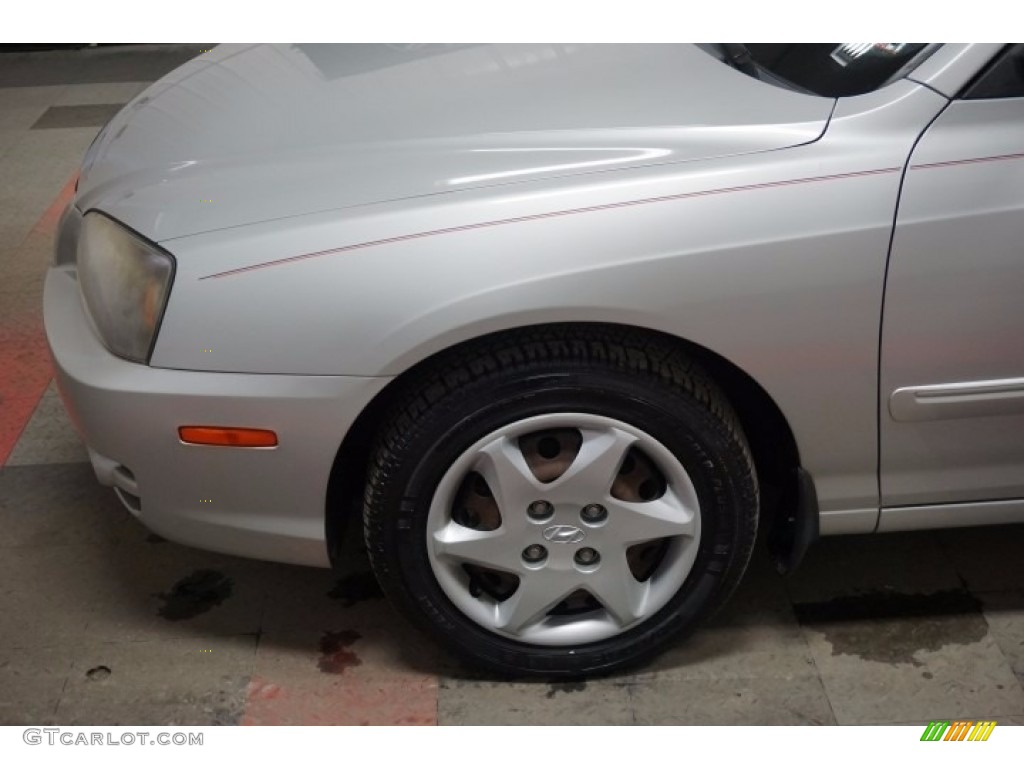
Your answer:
(706, 44), (934, 97)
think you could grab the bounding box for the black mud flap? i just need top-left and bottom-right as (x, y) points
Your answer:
(768, 467), (819, 575)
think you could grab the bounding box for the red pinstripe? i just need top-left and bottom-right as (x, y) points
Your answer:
(200, 166), (902, 281)
(911, 150), (1024, 171)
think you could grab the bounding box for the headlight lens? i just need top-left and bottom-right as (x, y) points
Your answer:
(77, 212), (175, 363)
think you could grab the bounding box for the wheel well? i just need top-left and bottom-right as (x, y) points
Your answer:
(325, 322), (802, 567)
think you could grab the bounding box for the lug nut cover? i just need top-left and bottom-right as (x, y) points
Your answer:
(581, 503), (607, 523)
(523, 544), (547, 562)
(575, 547), (600, 565)
(528, 500), (554, 519)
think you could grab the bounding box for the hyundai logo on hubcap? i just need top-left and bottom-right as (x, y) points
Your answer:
(542, 524), (586, 544)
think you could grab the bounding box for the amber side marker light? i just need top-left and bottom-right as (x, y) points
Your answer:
(178, 426), (278, 448)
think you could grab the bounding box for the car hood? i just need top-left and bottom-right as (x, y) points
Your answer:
(76, 44), (833, 242)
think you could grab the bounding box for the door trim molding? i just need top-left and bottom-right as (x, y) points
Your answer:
(890, 376), (1024, 421)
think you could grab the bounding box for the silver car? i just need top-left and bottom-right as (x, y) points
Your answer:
(44, 43), (1024, 676)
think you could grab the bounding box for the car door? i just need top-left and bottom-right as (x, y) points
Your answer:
(880, 45), (1024, 525)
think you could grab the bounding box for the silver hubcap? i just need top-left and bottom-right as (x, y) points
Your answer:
(426, 413), (701, 645)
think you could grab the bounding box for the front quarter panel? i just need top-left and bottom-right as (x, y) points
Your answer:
(150, 83), (947, 526)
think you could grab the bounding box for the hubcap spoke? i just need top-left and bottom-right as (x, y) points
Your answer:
(607, 493), (696, 544)
(588, 551), (648, 626)
(497, 573), (575, 634)
(432, 523), (519, 573)
(475, 437), (545, 525)
(553, 427), (637, 497)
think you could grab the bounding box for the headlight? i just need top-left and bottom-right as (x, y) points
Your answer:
(77, 212), (175, 363)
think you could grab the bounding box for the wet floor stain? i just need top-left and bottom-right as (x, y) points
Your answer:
(546, 680), (587, 698)
(318, 630), (363, 674)
(327, 572), (383, 607)
(155, 569), (233, 621)
(85, 665), (111, 681)
(793, 589), (987, 666)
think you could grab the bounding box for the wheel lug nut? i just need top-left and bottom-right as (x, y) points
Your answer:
(575, 547), (600, 566)
(527, 500), (554, 520)
(581, 503), (607, 523)
(523, 544), (547, 563)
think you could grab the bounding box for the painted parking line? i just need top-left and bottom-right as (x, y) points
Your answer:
(241, 674), (438, 726)
(241, 612), (440, 726)
(32, 172), (77, 236)
(0, 173), (76, 466)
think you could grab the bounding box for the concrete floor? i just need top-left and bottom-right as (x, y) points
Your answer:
(1, 45), (1024, 727)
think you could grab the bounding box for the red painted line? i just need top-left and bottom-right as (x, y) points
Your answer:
(0, 394), (47, 466)
(0, 327), (52, 465)
(241, 622), (439, 725)
(911, 150), (1024, 171)
(202, 166), (901, 280)
(241, 674), (437, 726)
(33, 173), (78, 236)
(0, 173), (76, 466)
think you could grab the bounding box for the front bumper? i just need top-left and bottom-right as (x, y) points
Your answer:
(43, 266), (390, 567)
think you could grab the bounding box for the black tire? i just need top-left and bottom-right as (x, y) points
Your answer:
(363, 325), (759, 677)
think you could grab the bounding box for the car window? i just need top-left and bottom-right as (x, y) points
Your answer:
(962, 44), (1024, 99)
(708, 43), (934, 98)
